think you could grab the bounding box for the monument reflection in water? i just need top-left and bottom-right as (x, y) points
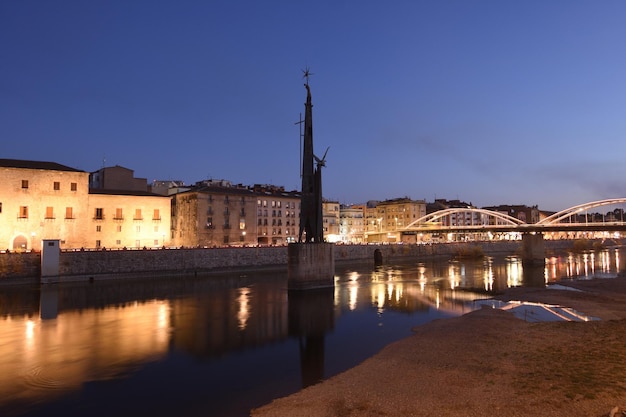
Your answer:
(0, 248), (623, 417)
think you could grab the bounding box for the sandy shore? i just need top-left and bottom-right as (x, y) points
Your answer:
(251, 276), (626, 417)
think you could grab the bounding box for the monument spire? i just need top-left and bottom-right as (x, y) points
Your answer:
(298, 68), (323, 243)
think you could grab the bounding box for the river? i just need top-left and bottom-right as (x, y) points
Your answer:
(0, 248), (623, 416)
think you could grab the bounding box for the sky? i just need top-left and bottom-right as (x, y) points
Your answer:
(2, 1), (626, 212)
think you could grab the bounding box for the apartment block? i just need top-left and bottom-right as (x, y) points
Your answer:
(171, 181), (300, 247)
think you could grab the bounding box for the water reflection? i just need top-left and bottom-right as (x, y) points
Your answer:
(0, 248), (624, 416)
(0, 297), (170, 414)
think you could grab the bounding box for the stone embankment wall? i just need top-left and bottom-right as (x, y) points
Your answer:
(0, 239), (590, 283)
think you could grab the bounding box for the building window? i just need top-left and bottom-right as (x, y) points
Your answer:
(135, 240), (140, 247)
(95, 208), (103, 220)
(45, 206), (54, 219)
(19, 206), (28, 218)
(134, 209), (142, 220)
(21, 180), (29, 189)
(65, 207), (73, 219)
(239, 219), (246, 230)
(136, 226), (141, 232)
(96, 225), (101, 232)
(71, 182), (77, 191)
(53, 182), (60, 190)
(207, 217), (213, 228)
(96, 240), (101, 248)
(153, 240), (159, 246)
(0, 202), (2, 213)
(153, 209), (160, 220)
(117, 225), (122, 232)
(115, 208), (123, 220)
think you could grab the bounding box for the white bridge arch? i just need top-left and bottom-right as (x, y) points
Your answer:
(401, 198), (626, 232)
(404, 208), (525, 230)
(538, 198), (626, 225)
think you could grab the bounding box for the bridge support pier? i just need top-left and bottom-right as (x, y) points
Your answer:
(521, 232), (546, 266)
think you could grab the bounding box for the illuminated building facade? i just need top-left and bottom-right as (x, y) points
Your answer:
(322, 201), (340, 242)
(339, 205), (365, 243)
(363, 198), (426, 242)
(171, 182), (300, 247)
(0, 159), (171, 250)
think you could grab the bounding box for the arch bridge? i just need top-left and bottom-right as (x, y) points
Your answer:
(402, 198), (626, 236)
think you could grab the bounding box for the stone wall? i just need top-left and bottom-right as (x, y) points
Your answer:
(0, 252), (40, 281)
(0, 239), (589, 283)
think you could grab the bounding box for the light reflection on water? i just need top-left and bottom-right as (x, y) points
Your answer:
(0, 248), (623, 417)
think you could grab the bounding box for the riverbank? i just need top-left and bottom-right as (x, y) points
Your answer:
(0, 239), (591, 283)
(251, 276), (626, 417)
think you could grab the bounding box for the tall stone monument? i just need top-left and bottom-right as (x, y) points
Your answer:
(288, 69), (334, 290)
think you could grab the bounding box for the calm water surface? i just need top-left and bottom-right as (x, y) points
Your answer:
(0, 248), (623, 417)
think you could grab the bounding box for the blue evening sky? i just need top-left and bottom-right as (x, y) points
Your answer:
(2, 1), (626, 212)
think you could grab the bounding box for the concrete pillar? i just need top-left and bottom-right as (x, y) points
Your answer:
(288, 243), (335, 290)
(521, 232), (545, 267)
(41, 239), (60, 284)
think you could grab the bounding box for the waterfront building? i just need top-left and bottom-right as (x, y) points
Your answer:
(322, 200), (340, 242)
(171, 182), (300, 247)
(378, 197), (427, 242)
(0, 159), (171, 251)
(483, 204), (540, 224)
(360, 198), (426, 243)
(87, 189), (171, 249)
(355, 201), (380, 241)
(339, 205), (365, 243)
